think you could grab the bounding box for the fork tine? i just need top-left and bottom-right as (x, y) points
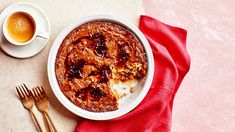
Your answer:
(38, 86), (46, 96)
(35, 87), (42, 99)
(36, 87), (43, 98)
(32, 88), (38, 99)
(40, 86), (46, 95)
(32, 88), (36, 97)
(34, 88), (41, 101)
(31, 88), (36, 98)
(35, 86), (39, 94)
(19, 86), (27, 99)
(38, 86), (43, 93)
(16, 86), (24, 99)
(23, 83), (31, 96)
(31, 88), (36, 100)
(21, 84), (29, 97)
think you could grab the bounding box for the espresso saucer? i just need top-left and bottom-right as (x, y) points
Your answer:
(0, 2), (50, 58)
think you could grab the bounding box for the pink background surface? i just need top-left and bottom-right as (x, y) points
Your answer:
(143, 0), (235, 131)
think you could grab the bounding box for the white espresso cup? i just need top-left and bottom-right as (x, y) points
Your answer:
(3, 11), (49, 46)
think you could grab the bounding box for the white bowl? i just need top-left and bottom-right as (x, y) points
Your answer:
(47, 15), (154, 120)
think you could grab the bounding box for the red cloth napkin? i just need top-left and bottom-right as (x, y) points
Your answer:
(76, 15), (190, 132)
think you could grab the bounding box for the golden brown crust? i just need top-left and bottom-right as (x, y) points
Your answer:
(55, 21), (147, 112)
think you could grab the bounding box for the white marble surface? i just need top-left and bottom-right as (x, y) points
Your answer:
(0, 0), (144, 131)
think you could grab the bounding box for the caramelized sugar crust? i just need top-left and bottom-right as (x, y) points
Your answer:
(55, 21), (147, 112)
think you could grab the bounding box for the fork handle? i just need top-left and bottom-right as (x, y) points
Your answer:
(29, 110), (43, 132)
(42, 113), (50, 132)
(44, 112), (57, 132)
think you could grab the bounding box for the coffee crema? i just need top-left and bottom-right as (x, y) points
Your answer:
(6, 12), (35, 43)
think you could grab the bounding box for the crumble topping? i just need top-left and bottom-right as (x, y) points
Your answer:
(55, 21), (147, 112)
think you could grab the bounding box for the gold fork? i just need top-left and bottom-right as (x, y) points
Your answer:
(16, 84), (43, 132)
(32, 86), (57, 132)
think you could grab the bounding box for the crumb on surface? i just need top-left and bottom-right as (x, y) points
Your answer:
(130, 87), (135, 93)
(120, 93), (128, 98)
(122, 87), (127, 90)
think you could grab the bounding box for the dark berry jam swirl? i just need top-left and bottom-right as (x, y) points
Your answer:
(72, 33), (108, 58)
(66, 59), (86, 79)
(92, 33), (108, 58)
(117, 43), (130, 66)
(75, 84), (106, 101)
(98, 65), (111, 83)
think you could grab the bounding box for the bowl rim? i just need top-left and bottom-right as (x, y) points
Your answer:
(47, 15), (154, 120)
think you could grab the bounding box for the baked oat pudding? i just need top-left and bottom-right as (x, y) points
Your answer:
(55, 21), (147, 112)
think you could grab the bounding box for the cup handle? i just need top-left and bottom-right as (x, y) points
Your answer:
(37, 30), (49, 39)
